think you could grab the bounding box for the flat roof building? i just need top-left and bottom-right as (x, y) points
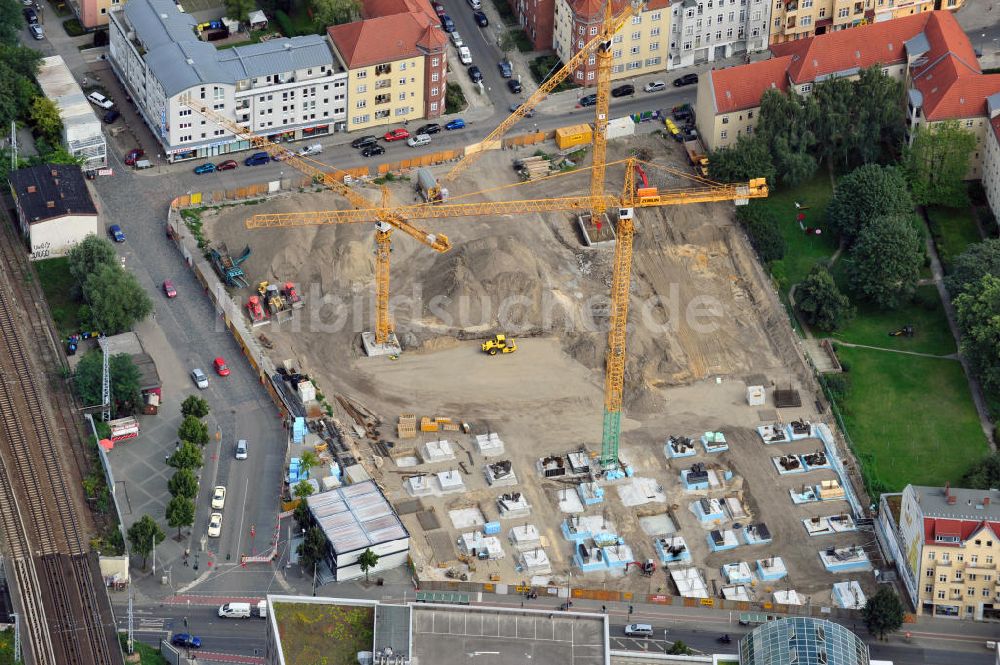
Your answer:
(305, 480), (409, 581)
(35, 56), (107, 171)
(8, 164), (99, 260)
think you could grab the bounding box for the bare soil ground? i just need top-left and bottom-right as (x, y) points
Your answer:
(201, 134), (869, 603)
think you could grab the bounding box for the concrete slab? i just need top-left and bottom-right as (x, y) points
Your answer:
(361, 331), (402, 357)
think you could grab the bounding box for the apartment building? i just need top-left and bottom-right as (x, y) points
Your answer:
(667, 0), (772, 70)
(512, 0), (556, 50)
(552, 0), (671, 84)
(109, 0), (346, 162)
(327, 0), (447, 131)
(770, 0), (963, 44)
(878, 484), (1000, 621)
(69, 0), (122, 30)
(696, 10), (1000, 177)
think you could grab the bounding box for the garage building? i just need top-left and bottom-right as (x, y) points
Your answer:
(35, 56), (107, 171)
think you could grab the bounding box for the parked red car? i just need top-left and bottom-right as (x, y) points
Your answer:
(383, 128), (411, 142)
(162, 280), (177, 298)
(217, 159), (238, 170)
(124, 148), (144, 166)
(213, 357), (230, 376)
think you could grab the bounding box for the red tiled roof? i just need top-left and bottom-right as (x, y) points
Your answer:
(328, 12), (442, 69)
(924, 517), (1000, 545)
(362, 0), (437, 23)
(709, 56), (793, 114)
(570, 0), (669, 20)
(770, 12), (926, 84)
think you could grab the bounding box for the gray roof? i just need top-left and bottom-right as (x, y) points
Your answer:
(306, 480), (408, 554)
(904, 31), (930, 59)
(987, 92), (1000, 115)
(125, 0), (333, 96)
(911, 485), (1000, 522)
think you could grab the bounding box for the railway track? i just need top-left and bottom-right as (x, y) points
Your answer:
(0, 221), (121, 665)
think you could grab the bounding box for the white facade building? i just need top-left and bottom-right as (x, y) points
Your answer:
(8, 165), (99, 260)
(668, 0), (771, 69)
(108, 0), (347, 161)
(35, 56), (107, 171)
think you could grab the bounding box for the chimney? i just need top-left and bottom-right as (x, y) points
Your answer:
(985, 497), (991, 507)
(945, 482), (950, 497)
(26, 185), (36, 194)
(50, 169), (58, 177)
(46, 201), (55, 208)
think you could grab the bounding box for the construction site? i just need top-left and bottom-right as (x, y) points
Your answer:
(187, 0), (875, 610)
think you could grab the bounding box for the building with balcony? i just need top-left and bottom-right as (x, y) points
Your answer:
(108, 0), (346, 162)
(877, 484), (1000, 621)
(552, 0), (671, 85)
(667, 0), (772, 70)
(696, 10), (1000, 171)
(327, 0), (447, 131)
(769, 0), (875, 44)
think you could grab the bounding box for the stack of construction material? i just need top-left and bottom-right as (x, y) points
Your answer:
(397, 414), (416, 439)
(420, 439), (455, 464)
(514, 155), (553, 181)
(420, 416), (460, 432)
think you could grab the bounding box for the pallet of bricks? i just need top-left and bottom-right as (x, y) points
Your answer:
(398, 414), (417, 439)
(421, 416), (460, 432)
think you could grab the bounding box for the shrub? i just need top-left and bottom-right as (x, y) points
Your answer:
(63, 18), (86, 37)
(274, 10), (297, 36)
(445, 82), (466, 115)
(737, 205), (786, 264)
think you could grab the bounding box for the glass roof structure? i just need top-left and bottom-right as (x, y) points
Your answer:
(739, 617), (869, 665)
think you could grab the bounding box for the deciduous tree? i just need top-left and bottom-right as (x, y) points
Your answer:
(954, 274), (1000, 393)
(180, 395), (210, 419)
(168, 468), (199, 499)
(168, 441), (204, 470)
(358, 548), (380, 582)
(294, 480), (315, 499)
(224, 0), (256, 22)
(848, 214), (923, 309)
(796, 266), (854, 331)
(165, 495), (195, 538)
(963, 452), (1000, 490)
(946, 239), (1000, 297)
(707, 135), (776, 187)
(297, 526), (327, 571)
(67, 234), (118, 286)
(827, 164), (913, 243)
(82, 264), (153, 334)
(904, 120), (977, 207)
(29, 97), (62, 145)
(177, 415), (209, 446)
(853, 66), (905, 164)
(311, 0), (359, 27)
(863, 586), (905, 640)
(73, 351), (142, 416)
(737, 204), (786, 264)
(0, 0), (26, 46)
(126, 515), (165, 569)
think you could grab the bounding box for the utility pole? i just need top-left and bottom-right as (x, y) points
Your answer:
(152, 532), (156, 575)
(98, 335), (111, 422)
(9, 121), (16, 171)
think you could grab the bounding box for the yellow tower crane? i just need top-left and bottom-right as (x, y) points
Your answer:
(178, 99), (450, 352)
(442, 0), (645, 186)
(246, 164), (768, 470)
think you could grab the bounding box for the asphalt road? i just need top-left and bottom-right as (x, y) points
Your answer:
(120, 604), (268, 655)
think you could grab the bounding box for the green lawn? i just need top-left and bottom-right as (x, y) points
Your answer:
(751, 172), (838, 285)
(274, 602), (374, 665)
(830, 285), (955, 356)
(118, 635), (166, 665)
(835, 345), (987, 491)
(926, 205), (982, 271)
(34, 257), (80, 337)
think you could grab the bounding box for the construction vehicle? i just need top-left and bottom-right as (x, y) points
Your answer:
(181, 100), (450, 352)
(210, 243), (251, 288)
(481, 334), (517, 355)
(186, 0), (768, 471)
(257, 281), (269, 298)
(246, 295), (268, 324)
(889, 325), (914, 337)
(416, 168), (447, 203)
(683, 138), (709, 177)
(282, 282), (304, 309)
(264, 283), (292, 319)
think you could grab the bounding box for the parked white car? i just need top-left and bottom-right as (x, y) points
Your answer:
(190, 368), (208, 389)
(450, 31), (463, 48)
(87, 91), (114, 110)
(211, 486), (226, 510)
(299, 143), (323, 156)
(458, 46), (472, 65)
(207, 512), (222, 538)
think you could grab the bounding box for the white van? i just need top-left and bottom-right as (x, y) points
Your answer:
(88, 91), (114, 110)
(624, 623), (653, 637)
(407, 134), (432, 148)
(299, 143), (323, 156)
(256, 600), (268, 619)
(219, 602), (252, 618)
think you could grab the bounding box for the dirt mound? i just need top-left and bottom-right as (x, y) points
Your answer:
(418, 235), (564, 330)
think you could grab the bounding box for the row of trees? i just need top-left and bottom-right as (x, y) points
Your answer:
(126, 397), (210, 566)
(709, 67), (905, 188)
(67, 235), (153, 334)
